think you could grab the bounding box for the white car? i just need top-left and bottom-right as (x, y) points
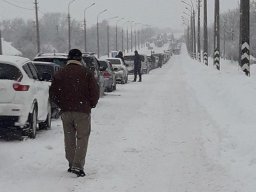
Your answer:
(0, 55), (51, 138)
(106, 58), (128, 84)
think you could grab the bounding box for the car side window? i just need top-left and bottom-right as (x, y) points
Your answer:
(27, 63), (39, 80)
(92, 58), (99, 70)
(22, 63), (34, 79)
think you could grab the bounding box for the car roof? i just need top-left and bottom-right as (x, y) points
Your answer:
(0, 55), (30, 66)
(32, 61), (60, 66)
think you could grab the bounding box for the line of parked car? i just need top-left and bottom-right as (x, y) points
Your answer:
(0, 46), (173, 140)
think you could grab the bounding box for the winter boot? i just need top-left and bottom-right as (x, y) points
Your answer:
(71, 168), (86, 177)
(67, 163), (72, 172)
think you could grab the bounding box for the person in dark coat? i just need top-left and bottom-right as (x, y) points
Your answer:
(115, 51), (125, 64)
(133, 50), (142, 82)
(49, 48), (99, 177)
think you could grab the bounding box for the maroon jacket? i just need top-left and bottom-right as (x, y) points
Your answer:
(49, 60), (99, 114)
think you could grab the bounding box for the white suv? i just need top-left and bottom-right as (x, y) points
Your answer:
(0, 55), (51, 138)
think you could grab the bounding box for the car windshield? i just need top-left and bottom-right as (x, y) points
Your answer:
(34, 64), (54, 76)
(34, 58), (67, 68)
(0, 63), (22, 81)
(99, 61), (108, 68)
(107, 59), (121, 65)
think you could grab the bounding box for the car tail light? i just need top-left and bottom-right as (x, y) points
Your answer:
(13, 83), (30, 91)
(103, 71), (111, 78)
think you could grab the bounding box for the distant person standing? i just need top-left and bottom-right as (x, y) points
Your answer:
(133, 50), (142, 82)
(49, 49), (99, 177)
(115, 51), (125, 63)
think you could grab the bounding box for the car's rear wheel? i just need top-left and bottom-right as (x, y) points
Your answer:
(39, 102), (51, 130)
(113, 83), (116, 90)
(121, 78), (125, 84)
(28, 107), (37, 139)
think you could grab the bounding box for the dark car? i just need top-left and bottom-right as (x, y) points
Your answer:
(33, 61), (61, 81)
(98, 60), (116, 92)
(82, 53), (105, 97)
(33, 61), (61, 119)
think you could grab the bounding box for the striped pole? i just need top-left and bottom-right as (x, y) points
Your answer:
(214, 0), (220, 70)
(240, 0), (250, 76)
(203, 0), (208, 65)
(197, 0), (201, 62)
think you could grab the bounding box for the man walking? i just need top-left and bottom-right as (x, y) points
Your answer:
(133, 50), (142, 82)
(49, 49), (99, 177)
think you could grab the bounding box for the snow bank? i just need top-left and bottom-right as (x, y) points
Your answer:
(1, 38), (22, 56)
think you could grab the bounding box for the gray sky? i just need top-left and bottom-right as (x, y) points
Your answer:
(0, 0), (239, 29)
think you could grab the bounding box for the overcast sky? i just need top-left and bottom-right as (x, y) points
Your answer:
(0, 0), (239, 30)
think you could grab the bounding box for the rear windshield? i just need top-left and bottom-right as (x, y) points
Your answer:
(83, 56), (95, 68)
(107, 59), (121, 65)
(34, 64), (54, 76)
(34, 58), (67, 68)
(124, 56), (135, 61)
(0, 63), (22, 81)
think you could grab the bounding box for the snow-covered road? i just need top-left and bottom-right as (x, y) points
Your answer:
(1, 46), (256, 192)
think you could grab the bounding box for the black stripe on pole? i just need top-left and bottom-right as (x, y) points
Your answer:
(204, 51), (208, 65)
(214, 49), (220, 70)
(240, 0), (250, 76)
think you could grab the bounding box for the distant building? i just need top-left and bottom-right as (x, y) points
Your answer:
(1, 38), (22, 56)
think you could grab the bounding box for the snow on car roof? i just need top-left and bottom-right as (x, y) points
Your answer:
(0, 55), (30, 66)
(34, 53), (68, 59)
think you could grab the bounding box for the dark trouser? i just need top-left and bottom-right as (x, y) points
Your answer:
(61, 112), (91, 170)
(134, 66), (142, 81)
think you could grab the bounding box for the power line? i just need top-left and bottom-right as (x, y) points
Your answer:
(1, 0), (34, 11)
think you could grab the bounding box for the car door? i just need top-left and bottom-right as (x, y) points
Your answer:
(27, 62), (49, 121)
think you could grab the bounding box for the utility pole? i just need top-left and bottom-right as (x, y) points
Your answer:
(135, 29), (137, 50)
(197, 0), (201, 62)
(122, 28), (124, 52)
(138, 30), (140, 49)
(223, 20), (226, 59)
(84, 3), (95, 53)
(97, 9), (107, 58)
(34, 0), (40, 53)
(193, 10), (196, 59)
(214, 0), (220, 70)
(240, 0), (250, 76)
(107, 24), (110, 57)
(0, 29), (2, 55)
(127, 25), (129, 53)
(116, 18), (124, 51)
(190, 14), (194, 58)
(115, 23), (118, 50)
(203, 0), (208, 65)
(131, 22), (134, 52)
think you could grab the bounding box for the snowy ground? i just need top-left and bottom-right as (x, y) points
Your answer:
(1, 45), (256, 192)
